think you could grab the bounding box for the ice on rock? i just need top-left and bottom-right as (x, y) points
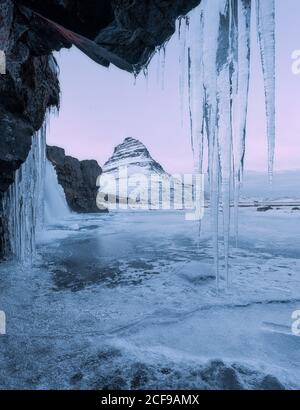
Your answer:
(185, 0), (275, 287)
(3, 127), (71, 262)
(3, 126), (46, 263)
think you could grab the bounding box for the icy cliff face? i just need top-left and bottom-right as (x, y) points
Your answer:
(103, 137), (166, 176)
(3, 126), (46, 263)
(182, 0), (275, 286)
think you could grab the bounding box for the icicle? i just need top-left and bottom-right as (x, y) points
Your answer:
(188, 0), (228, 287)
(231, 0), (251, 243)
(179, 29), (186, 125)
(178, 18), (182, 40)
(187, 8), (205, 174)
(181, 0), (276, 289)
(156, 48), (161, 85)
(143, 67), (149, 89)
(201, 0), (227, 288)
(185, 0), (275, 288)
(179, 17), (188, 124)
(256, 0), (276, 181)
(217, 42), (232, 286)
(161, 45), (166, 90)
(211, 137), (220, 290)
(187, 47), (193, 151)
(186, 8), (206, 243)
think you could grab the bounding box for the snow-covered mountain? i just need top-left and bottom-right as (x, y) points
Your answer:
(99, 138), (196, 210)
(102, 137), (166, 176)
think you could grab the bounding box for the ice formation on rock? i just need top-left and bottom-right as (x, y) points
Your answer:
(3, 128), (71, 262)
(3, 126), (46, 263)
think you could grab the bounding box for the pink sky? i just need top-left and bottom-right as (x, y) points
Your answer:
(48, 0), (300, 174)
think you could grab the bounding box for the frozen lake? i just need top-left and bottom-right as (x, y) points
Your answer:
(0, 209), (300, 389)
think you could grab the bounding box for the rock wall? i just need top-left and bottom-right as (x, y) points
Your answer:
(0, 0), (62, 193)
(47, 146), (105, 213)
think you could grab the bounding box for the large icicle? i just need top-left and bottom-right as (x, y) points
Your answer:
(256, 0), (276, 181)
(188, 8), (204, 174)
(217, 3), (233, 286)
(178, 17), (189, 125)
(186, 0), (228, 288)
(231, 0), (251, 242)
(189, 0), (229, 288)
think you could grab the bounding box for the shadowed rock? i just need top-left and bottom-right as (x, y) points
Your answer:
(47, 145), (106, 213)
(257, 206), (273, 212)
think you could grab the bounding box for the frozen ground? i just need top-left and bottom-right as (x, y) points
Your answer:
(0, 208), (300, 389)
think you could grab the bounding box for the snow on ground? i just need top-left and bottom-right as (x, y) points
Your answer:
(0, 208), (300, 389)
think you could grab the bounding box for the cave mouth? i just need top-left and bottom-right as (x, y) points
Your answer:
(1, 0), (203, 260)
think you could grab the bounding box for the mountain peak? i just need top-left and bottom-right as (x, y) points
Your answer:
(103, 137), (166, 175)
(124, 137), (138, 142)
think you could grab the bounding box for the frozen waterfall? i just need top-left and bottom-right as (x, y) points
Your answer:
(3, 126), (71, 263)
(183, 0), (275, 287)
(3, 126), (46, 263)
(44, 159), (70, 224)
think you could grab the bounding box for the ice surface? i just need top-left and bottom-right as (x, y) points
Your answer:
(0, 209), (299, 389)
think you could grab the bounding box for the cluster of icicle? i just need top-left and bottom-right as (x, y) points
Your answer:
(3, 126), (46, 263)
(179, 0), (275, 288)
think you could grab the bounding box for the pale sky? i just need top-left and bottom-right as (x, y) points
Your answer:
(48, 0), (300, 174)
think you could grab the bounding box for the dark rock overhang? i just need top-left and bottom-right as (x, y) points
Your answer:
(15, 0), (201, 72)
(0, 0), (200, 193)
